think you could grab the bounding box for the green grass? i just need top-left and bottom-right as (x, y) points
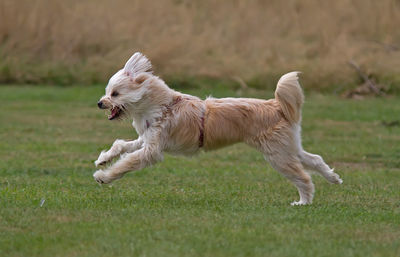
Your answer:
(1, 85), (399, 257)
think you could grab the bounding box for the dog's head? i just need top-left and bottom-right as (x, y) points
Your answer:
(97, 52), (154, 120)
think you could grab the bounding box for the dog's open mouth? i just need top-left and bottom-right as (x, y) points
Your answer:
(108, 106), (122, 120)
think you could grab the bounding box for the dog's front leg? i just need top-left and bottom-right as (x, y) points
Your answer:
(93, 144), (163, 184)
(95, 138), (144, 167)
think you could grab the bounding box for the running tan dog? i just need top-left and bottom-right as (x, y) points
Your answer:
(94, 52), (342, 205)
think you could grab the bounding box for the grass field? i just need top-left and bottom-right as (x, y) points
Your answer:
(1, 84), (400, 257)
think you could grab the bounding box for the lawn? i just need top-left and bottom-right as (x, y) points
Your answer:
(0, 85), (399, 257)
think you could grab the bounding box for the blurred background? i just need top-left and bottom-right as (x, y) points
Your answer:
(1, 0), (400, 92)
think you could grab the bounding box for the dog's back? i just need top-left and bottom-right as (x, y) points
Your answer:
(203, 97), (284, 150)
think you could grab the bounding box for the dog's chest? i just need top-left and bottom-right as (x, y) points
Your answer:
(132, 120), (147, 135)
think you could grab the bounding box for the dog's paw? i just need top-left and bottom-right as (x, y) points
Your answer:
(94, 160), (107, 167)
(290, 200), (310, 206)
(95, 151), (110, 167)
(93, 170), (114, 184)
(327, 169), (343, 184)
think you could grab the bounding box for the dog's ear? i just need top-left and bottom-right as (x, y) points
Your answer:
(123, 52), (153, 78)
(134, 72), (151, 84)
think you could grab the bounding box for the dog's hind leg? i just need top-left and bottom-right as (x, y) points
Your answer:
(299, 150), (343, 184)
(266, 153), (315, 205)
(248, 127), (314, 205)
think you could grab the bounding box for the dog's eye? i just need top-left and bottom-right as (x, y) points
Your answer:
(111, 91), (119, 97)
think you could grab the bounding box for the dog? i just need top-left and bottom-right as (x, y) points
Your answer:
(94, 52), (342, 205)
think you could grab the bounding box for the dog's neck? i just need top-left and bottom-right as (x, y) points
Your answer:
(129, 82), (180, 134)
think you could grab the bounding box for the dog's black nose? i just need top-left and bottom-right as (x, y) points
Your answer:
(97, 101), (103, 109)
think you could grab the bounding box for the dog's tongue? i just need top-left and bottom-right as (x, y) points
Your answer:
(108, 107), (119, 120)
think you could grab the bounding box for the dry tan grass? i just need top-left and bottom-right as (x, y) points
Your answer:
(1, 0), (400, 89)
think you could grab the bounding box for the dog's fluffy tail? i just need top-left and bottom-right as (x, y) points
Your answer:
(275, 72), (304, 125)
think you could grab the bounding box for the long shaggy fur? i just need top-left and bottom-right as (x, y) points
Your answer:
(275, 71), (304, 124)
(94, 52), (342, 205)
(123, 52), (153, 76)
